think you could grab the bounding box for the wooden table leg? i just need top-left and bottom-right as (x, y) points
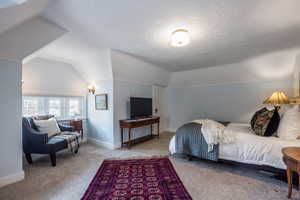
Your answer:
(121, 128), (124, 148)
(128, 128), (131, 149)
(299, 175), (300, 200)
(287, 167), (292, 199)
(150, 124), (153, 137)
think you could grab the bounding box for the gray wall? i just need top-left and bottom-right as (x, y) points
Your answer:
(167, 80), (293, 131)
(111, 50), (170, 148)
(0, 60), (23, 179)
(167, 48), (299, 131)
(87, 80), (114, 146)
(0, 16), (65, 187)
(23, 58), (87, 96)
(113, 80), (152, 148)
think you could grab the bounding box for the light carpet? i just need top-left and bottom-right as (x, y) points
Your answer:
(0, 132), (294, 200)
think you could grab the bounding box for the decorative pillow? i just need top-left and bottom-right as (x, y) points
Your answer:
(250, 107), (280, 136)
(277, 105), (300, 140)
(33, 117), (61, 137)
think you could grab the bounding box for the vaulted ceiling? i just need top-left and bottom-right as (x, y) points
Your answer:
(0, 0), (48, 34)
(2, 0), (300, 72)
(41, 0), (300, 72)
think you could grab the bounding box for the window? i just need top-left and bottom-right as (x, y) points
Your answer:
(23, 99), (38, 116)
(49, 99), (61, 117)
(22, 96), (85, 120)
(69, 99), (81, 118)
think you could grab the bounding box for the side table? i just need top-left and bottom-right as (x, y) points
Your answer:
(282, 147), (300, 199)
(70, 120), (83, 139)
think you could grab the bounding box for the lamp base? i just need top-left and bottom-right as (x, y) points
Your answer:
(274, 106), (281, 110)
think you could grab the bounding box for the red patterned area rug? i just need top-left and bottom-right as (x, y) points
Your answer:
(81, 157), (192, 200)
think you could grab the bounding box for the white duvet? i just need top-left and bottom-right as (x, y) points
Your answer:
(169, 123), (300, 169)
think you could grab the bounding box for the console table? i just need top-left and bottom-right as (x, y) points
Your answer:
(119, 117), (160, 148)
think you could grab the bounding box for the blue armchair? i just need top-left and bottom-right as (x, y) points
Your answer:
(22, 115), (76, 166)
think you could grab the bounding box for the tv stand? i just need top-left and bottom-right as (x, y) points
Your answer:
(119, 116), (160, 148)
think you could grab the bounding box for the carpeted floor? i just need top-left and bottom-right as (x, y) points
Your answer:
(0, 132), (295, 200)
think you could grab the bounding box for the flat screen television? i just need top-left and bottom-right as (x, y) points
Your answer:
(130, 97), (152, 119)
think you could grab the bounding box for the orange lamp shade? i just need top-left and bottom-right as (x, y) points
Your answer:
(263, 91), (289, 105)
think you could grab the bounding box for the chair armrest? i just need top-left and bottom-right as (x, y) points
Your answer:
(26, 127), (48, 144)
(58, 124), (74, 132)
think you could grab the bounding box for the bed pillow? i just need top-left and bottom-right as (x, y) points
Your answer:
(277, 105), (300, 140)
(250, 107), (280, 137)
(33, 117), (61, 137)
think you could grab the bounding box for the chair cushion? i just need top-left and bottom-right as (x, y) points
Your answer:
(47, 137), (68, 152)
(33, 118), (61, 137)
(50, 132), (81, 152)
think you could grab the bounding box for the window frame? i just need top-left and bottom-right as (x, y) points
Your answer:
(22, 95), (86, 120)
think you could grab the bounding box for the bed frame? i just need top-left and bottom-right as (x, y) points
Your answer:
(180, 154), (299, 185)
(171, 69), (300, 185)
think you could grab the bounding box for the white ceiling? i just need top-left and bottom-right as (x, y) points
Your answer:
(41, 0), (300, 72)
(27, 33), (113, 83)
(2, 0), (300, 72)
(0, 0), (48, 34)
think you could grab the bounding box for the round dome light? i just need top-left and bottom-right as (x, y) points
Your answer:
(171, 29), (191, 47)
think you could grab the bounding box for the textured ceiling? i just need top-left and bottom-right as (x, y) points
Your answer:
(0, 0), (48, 34)
(40, 0), (300, 71)
(27, 33), (114, 82)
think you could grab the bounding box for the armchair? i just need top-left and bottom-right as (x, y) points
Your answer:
(22, 115), (76, 166)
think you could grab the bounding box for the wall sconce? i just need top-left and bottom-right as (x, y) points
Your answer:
(88, 85), (96, 95)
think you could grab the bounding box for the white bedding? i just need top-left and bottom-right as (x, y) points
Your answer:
(193, 119), (235, 152)
(169, 123), (300, 169)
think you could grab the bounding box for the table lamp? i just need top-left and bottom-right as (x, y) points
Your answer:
(263, 91), (289, 110)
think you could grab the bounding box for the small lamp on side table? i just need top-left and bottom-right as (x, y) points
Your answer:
(263, 91), (290, 110)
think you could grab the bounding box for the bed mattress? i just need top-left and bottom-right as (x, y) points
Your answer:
(169, 123), (300, 169)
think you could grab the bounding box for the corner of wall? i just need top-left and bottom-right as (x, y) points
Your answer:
(0, 170), (24, 188)
(0, 16), (67, 61)
(0, 60), (23, 187)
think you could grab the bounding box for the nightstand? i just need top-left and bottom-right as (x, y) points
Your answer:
(282, 147), (300, 199)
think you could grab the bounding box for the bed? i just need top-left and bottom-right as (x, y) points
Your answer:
(169, 122), (300, 170)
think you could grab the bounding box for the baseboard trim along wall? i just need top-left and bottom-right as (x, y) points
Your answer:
(0, 170), (24, 188)
(165, 128), (176, 133)
(87, 137), (115, 150)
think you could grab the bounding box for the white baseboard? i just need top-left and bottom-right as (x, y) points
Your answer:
(87, 137), (115, 149)
(114, 143), (122, 149)
(0, 171), (24, 188)
(165, 128), (176, 133)
(81, 137), (88, 143)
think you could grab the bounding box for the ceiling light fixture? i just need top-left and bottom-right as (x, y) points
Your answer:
(171, 29), (191, 47)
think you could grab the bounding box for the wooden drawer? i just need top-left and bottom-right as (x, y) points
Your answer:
(120, 118), (158, 128)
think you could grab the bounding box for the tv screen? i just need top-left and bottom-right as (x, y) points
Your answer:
(130, 97), (152, 118)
